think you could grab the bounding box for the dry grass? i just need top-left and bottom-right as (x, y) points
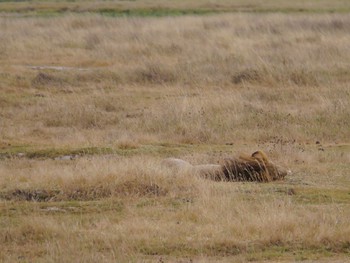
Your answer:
(1, 153), (350, 262)
(1, 13), (350, 146)
(1, 0), (350, 15)
(1, 6), (350, 262)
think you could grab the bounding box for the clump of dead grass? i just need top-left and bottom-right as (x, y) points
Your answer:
(132, 63), (177, 84)
(231, 67), (319, 86)
(0, 156), (200, 201)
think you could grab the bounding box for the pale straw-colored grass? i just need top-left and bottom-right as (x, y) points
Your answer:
(1, 14), (350, 146)
(1, 11), (350, 262)
(1, 154), (349, 261)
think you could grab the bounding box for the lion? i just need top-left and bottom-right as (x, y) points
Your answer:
(161, 150), (289, 182)
(214, 150), (288, 182)
(161, 157), (221, 174)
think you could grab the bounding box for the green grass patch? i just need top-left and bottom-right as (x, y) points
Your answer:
(26, 147), (114, 159)
(245, 245), (342, 261)
(98, 8), (218, 17)
(138, 241), (349, 259)
(0, 143), (237, 159)
(0, 146), (114, 159)
(0, 144), (31, 159)
(293, 187), (350, 204)
(10, 7), (350, 18)
(2, 1), (350, 17)
(0, 199), (124, 217)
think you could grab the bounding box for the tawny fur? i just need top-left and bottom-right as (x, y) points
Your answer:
(161, 158), (193, 171)
(162, 151), (288, 182)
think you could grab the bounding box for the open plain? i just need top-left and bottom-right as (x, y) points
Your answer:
(0, 1), (350, 262)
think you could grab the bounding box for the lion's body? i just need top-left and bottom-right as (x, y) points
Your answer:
(161, 158), (192, 171)
(162, 151), (288, 182)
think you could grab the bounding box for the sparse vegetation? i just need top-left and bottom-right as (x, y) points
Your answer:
(1, 0), (350, 16)
(1, 1), (350, 262)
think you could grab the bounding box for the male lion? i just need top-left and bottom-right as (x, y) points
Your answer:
(215, 150), (288, 182)
(162, 150), (289, 182)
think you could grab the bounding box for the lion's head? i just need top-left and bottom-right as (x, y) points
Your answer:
(218, 150), (288, 182)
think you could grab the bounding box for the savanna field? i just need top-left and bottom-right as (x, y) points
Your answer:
(0, 0), (350, 262)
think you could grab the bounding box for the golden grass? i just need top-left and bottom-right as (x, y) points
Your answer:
(1, 0), (350, 15)
(1, 10), (350, 262)
(1, 154), (350, 262)
(1, 13), (350, 146)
